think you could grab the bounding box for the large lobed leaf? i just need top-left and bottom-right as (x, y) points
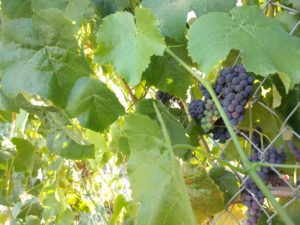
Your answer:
(0, 9), (90, 107)
(188, 6), (300, 90)
(124, 113), (197, 225)
(31, 0), (93, 23)
(66, 77), (125, 132)
(90, 0), (138, 17)
(142, 0), (236, 42)
(1, 0), (33, 19)
(94, 8), (166, 86)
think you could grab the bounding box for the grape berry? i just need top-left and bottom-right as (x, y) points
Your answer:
(156, 90), (173, 103)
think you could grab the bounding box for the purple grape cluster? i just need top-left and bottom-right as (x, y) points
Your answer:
(156, 90), (173, 103)
(189, 64), (254, 143)
(218, 65), (254, 126)
(242, 129), (286, 225)
(288, 141), (300, 162)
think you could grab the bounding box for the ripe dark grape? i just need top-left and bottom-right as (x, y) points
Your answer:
(211, 119), (230, 143)
(156, 90), (173, 103)
(189, 100), (205, 120)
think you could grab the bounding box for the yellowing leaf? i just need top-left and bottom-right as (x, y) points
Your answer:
(272, 84), (282, 108)
(213, 204), (246, 225)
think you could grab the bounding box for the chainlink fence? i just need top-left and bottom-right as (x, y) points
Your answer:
(200, 2), (300, 224)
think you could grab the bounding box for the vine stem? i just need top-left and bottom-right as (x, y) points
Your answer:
(74, 163), (109, 225)
(165, 47), (295, 225)
(120, 78), (137, 104)
(254, 162), (300, 169)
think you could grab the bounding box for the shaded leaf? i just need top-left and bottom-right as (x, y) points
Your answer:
(136, 99), (191, 158)
(12, 138), (35, 173)
(209, 166), (239, 203)
(31, 0), (93, 23)
(0, 88), (18, 112)
(188, 6), (300, 90)
(94, 8), (165, 86)
(275, 11), (300, 37)
(288, 0), (300, 11)
(143, 42), (193, 98)
(1, 0), (32, 19)
(66, 77), (125, 132)
(90, 0), (138, 17)
(48, 130), (95, 160)
(25, 215), (40, 225)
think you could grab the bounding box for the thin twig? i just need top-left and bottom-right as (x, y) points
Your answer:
(290, 20), (300, 35)
(120, 78), (137, 104)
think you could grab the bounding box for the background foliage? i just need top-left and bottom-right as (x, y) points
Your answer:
(0, 0), (299, 225)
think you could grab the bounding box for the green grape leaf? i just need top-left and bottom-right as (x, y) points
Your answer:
(124, 113), (197, 225)
(90, 0), (138, 17)
(0, 88), (18, 112)
(275, 11), (300, 38)
(109, 195), (127, 225)
(12, 138), (36, 173)
(209, 166), (239, 203)
(1, 0), (32, 19)
(272, 84), (282, 108)
(143, 42), (193, 98)
(17, 199), (43, 220)
(276, 84), (300, 134)
(42, 194), (62, 221)
(13, 94), (96, 160)
(48, 131), (95, 160)
(94, 8), (165, 86)
(31, 0), (93, 23)
(188, 6), (300, 90)
(66, 77), (125, 132)
(185, 169), (225, 224)
(55, 209), (74, 225)
(278, 198), (300, 223)
(192, 0), (238, 18)
(1, 9), (90, 107)
(136, 99), (192, 158)
(289, 0), (300, 11)
(110, 120), (130, 156)
(25, 215), (41, 225)
(142, 0), (236, 42)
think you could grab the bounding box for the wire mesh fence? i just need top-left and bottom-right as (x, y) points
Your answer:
(202, 2), (300, 224)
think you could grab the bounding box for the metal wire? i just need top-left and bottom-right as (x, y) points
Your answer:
(205, 2), (300, 223)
